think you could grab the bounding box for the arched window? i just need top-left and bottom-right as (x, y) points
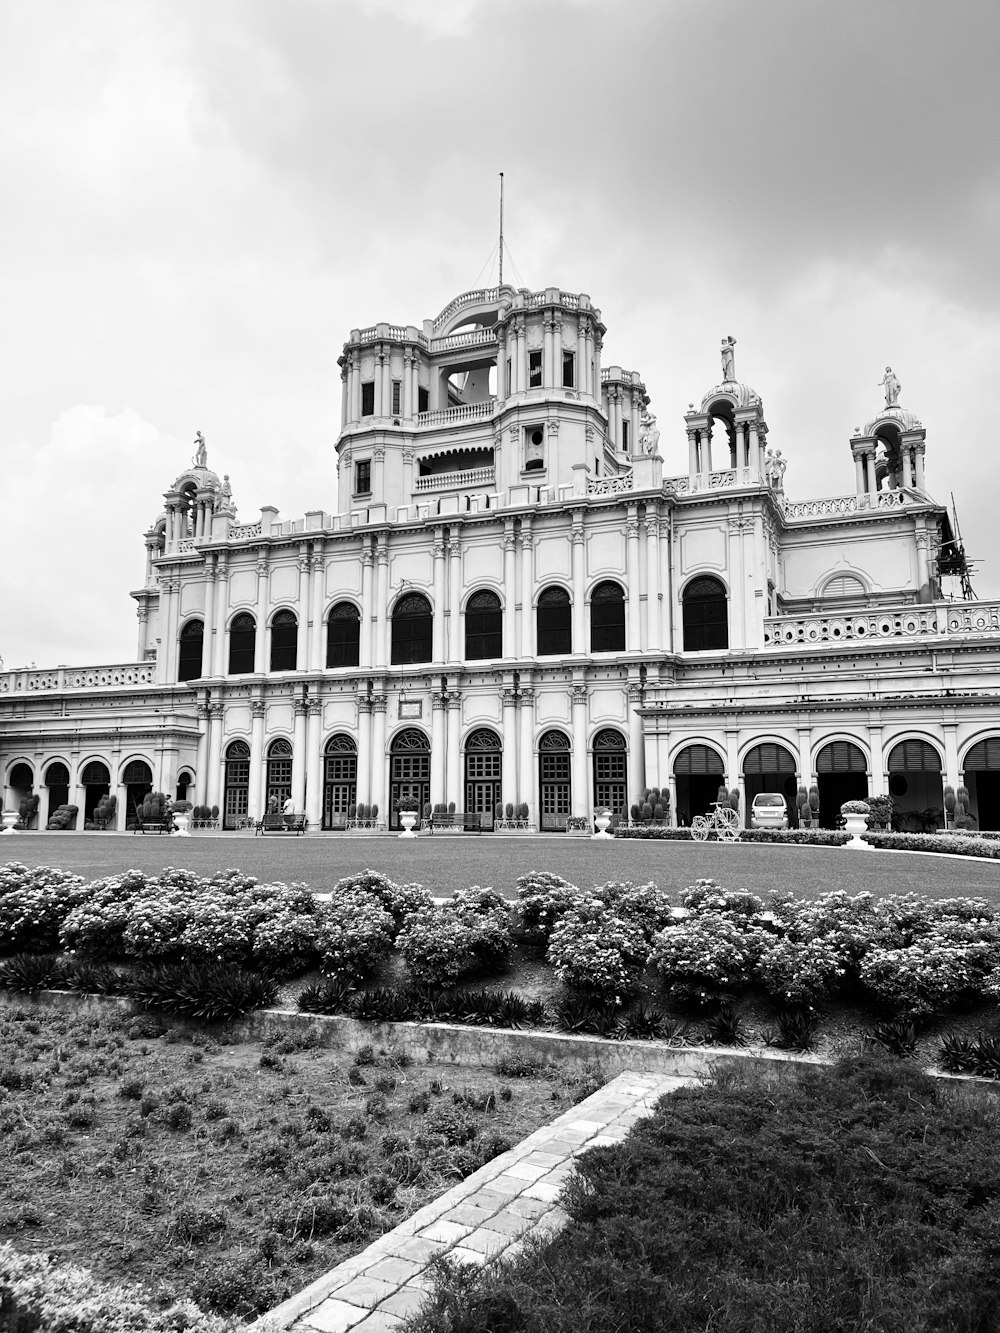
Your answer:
(266, 737), (293, 808)
(465, 590), (502, 661)
(465, 728), (502, 827)
(223, 740), (250, 829)
(537, 586), (571, 657)
(323, 734), (357, 829)
(391, 593), (433, 665)
(178, 618), (204, 682)
(590, 581), (625, 653)
(539, 729), (571, 829)
(682, 576), (728, 652)
(821, 573), (867, 601)
(228, 612), (256, 675)
(593, 729), (627, 816)
(81, 761), (110, 786)
(390, 728), (431, 827)
(270, 610), (298, 672)
(327, 602), (361, 668)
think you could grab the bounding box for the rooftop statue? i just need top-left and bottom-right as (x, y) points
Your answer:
(193, 431), (208, 468)
(638, 408), (660, 456)
(765, 447), (787, 488)
(217, 474), (235, 513)
(877, 366), (901, 408)
(721, 335), (736, 382)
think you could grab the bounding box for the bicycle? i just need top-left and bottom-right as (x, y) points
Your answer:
(689, 802), (741, 842)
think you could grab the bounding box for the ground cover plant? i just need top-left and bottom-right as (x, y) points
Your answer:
(405, 1054), (1000, 1333)
(0, 1003), (586, 1322)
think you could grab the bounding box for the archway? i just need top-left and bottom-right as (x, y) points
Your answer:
(593, 729), (627, 823)
(674, 744), (725, 825)
(323, 734), (357, 829)
(887, 739), (944, 832)
(80, 761), (110, 826)
(963, 738), (1000, 831)
(389, 728), (430, 829)
(682, 577), (728, 651)
(539, 730), (572, 830)
(465, 728), (501, 828)
(44, 762), (71, 826)
(266, 739), (293, 811)
(742, 743), (797, 827)
(223, 741), (250, 829)
(815, 741), (869, 828)
(8, 763), (34, 827)
(122, 760), (153, 826)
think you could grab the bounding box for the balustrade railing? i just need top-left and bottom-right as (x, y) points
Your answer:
(414, 399), (497, 428)
(587, 474), (633, 497)
(782, 489), (908, 519)
(430, 329), (497, 353)
(432, 287), (512, 331)
(0, 662), (158, 694)
(229, 521), (263, 540)
(413, 466), (495, 493)
(763, 599), (1000, 648)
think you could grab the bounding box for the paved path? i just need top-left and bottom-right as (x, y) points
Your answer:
(263, 1071), (694, 1332)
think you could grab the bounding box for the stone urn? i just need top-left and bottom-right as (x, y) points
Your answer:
(398, 811), (418, 838)
(170, 813), (191, 837)
(592, 810), (614, 840)
(0, 811), (19, 836)
(840, 802), (873, 850)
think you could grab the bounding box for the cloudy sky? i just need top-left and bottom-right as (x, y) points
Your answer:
(2, 0), (998, 668)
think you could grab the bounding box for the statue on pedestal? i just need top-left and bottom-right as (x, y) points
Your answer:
(217, 474), (235, 513)
(765, 447), (787, 488)
(638, 408), (660, 456)
(877, 366), (901, 408)
(721, 335), (736, 382)
(193, 431), (208, 468)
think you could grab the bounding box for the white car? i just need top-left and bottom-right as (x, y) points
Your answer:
(750, 792), (790, 829)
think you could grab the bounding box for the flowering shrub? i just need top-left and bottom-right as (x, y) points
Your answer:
(864, 832), (1000, 859)
(860, 919), (1000, 1016)
(650, 913), (764, 1005)
(252, 910), (322, 973)
(332, 869), (431, 934)
(0, 862), (87, 951)
(755, 935), (847, 1007)
(514, 872), (582, 942)
(597, 881), (673, 941)
(0, 1240), (236, 1333)
(314, 896), (395, 980)
(547, 898), (649, 1002)
(397, 906), (481, 988)
(179, 899), (254, 964)
(60, 871), (156, 958)
(450, 886), (513, 970)
(840, 799), (871, 816)
(680, 879), (765, 918)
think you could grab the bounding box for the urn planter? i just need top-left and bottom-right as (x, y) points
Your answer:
(0, 811), (19, 836)
(842, 812), (873, 849)
(398, 811), (418, 838)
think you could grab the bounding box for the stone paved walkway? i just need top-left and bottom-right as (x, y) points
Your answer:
(262, 1071), (695, 1332)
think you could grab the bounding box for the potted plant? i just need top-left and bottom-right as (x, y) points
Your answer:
(0, 809), (18, 835)
(840, 799), (873, 849)
(170, 799), (193, 836)
(397, 797), (419, 838)
(592, 807), (614, 839)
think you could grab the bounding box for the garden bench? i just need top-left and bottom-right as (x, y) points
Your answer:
(133, 817), (174, 834)
(256, 812), (307, 835)
(424, 811), (482, 834)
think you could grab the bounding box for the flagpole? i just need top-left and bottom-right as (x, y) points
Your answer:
(498, 172), (504, 287)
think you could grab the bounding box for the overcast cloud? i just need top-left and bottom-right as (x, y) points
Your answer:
(2, 0), (998, 667)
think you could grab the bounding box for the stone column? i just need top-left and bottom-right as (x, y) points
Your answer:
(373, 350), (385, 417)
(448, 537), (462, 663)
(201, 560), (216, 679)
(645, 506), (661, 653)
(867, 450), (878, 499)
(503, 524), (517, 657)
(914, 447), (925, 490)
(296, 548), (310, 670)
(370, 693), (387, 823)
(687, 428), (699, 480)
(360, 544), (374, 667)
(551, 315), (562, 388)
(496, 329), (507, 402)
(518, 687), (535, 824)
(196, 701), (210, 810)
(205, 704), (224, 811)
(248, 700), (266, 822)
(402, 352), (413, 419)
(576, 316), (587, 396)
(136, 605), (150, 662)
(571, 517), (586, 653)
(432, 530), (447, 663)
(518, 318), (528, 391)
(519, 520), (534, 658)
(356, 696), (372, 805)
(625, 508), (640, 649)
(902, 447), (913, 489)
(292, 698), (308, 812)
(501, 685), (518, 806)
(542, 316), (553, 388)
(627, 682), (644, 815)
(571, 681), (589, 819)
(943, 723), (960, 797)
(375, 541), (389, 667)
(310, 544), (325, 671)
(431, 693), (447, 806)
(212, 562), (229, 675)
(446, 691), (462, 808)
(305, 699), (323, 829)
(254, 554), (269, 675)
(854, 451), (865, 494)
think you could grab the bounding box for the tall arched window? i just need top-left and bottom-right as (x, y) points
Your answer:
(537, 586), (571, 657)
(590, 581), (625, 653)
(682, 576), (728, 651)
(178, 618), (204, 682)
(391, 593), (433, 665)
(266, 738), (293, 807)
(327, 602), (361, 668)
(223, 740), (250, 829)
(228, 612), (256, 675)
(323, 734), (357, 828)
(539, 729), (571, 829)
(465, 590), (502, 661)
(592, 729), (627, 816)
(270, 610), (298, 672)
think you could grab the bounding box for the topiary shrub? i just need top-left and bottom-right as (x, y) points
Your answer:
(505, 802), (514, 819)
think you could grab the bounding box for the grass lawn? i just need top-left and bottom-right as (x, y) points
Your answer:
(7, 833), (1000, 904)
(0, 1001), (592, 1320)
(408, 1055), (1000, 1333)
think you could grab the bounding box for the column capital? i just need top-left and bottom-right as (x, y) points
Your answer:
(361, 546), (375, 567)
(625, 519), (640, 540)
(293, 698), (309, 717)
(308, 698), (323, 717)
(571, 683), (589, 705)
(402, 448), (415, 465)
(448, 538), (462, 559)
(501, 687), (519, 707)
(502, 532), (517, 552)
(626, 683), (643, 704)
(374, 446), (385, 463)
(446, 691), (462, 710)
(432, 541), (447, 560)
(357, 696), (373, 714)
(255, 559), (269, 579)
(376, 542), (389, 565)
(370, 694), (387, 713)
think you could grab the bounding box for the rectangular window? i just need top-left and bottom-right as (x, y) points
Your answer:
(621, 420), (629, 451)
(418, 386), (429, 413)
(529, 350), (542, 388)
(361, 381), (375, 416)
(355, 459), (371, 495)
(562, 351), (575, 387)
(506, 358), (512, 393)
(391, 379), (401, 415)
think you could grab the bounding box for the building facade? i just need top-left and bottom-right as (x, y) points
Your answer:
(3, 283), (1000, 833)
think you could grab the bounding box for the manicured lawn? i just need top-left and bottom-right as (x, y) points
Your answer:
(7, 832), (1000, 904)
(0, 1001), (586, 1319)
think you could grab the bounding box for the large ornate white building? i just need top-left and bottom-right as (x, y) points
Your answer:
(3, 283), (999, 833)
